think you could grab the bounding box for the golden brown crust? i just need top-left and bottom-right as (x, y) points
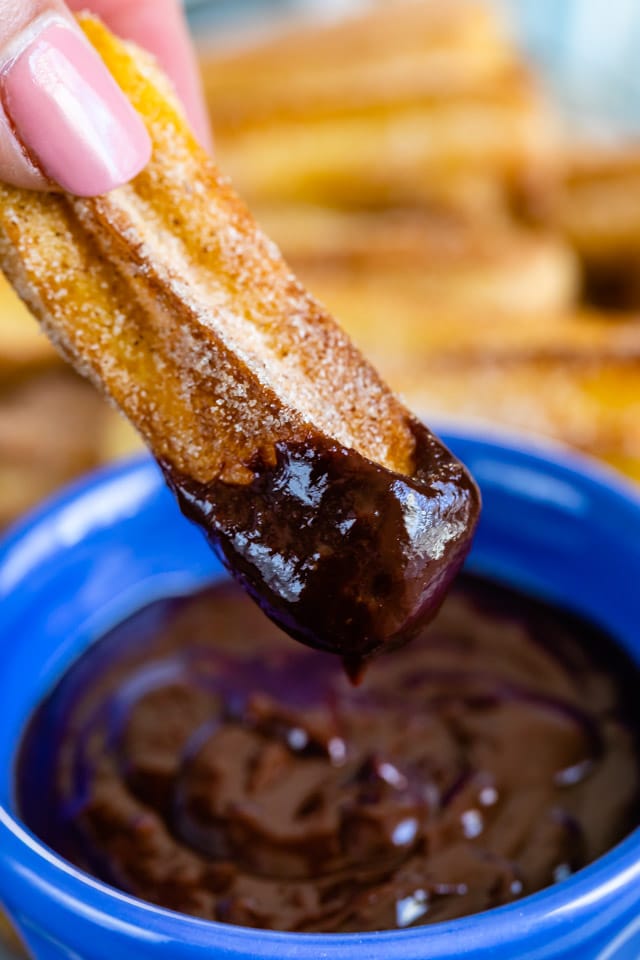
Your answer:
(0, 16), (418, 485)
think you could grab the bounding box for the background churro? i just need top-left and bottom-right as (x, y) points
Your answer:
(205, 0), (558, 216)
(0, 275), (139, 530)
(197, 0), (640, 483)
(550, 146), (640, 308)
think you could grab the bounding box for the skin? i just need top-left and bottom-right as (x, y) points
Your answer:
(0, 0), (212, 192)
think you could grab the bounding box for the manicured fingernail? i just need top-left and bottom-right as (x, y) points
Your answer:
(1, 19), (151, 196)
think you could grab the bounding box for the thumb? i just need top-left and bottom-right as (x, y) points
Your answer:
(0, 0), (151, 196)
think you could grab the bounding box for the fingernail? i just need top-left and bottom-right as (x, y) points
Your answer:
(1, 19), (151, 196)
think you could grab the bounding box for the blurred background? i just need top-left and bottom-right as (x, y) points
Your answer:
(2, 0), (640, 536)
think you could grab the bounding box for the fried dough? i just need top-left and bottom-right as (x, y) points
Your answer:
(203, 0), (558, 213)
(0, 17), (479, 664)
(255, 205), (579, 320)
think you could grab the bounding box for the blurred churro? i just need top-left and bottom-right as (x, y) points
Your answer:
(204, 0), (559, 212)
(369, 308), (640, 370)
(0, 17), (479, 664)
(0, 370), (111, 528)
(553, 146), (640, 307)
(214, 72), (557, 210)
(0, 274), (58, 381)
(337, 303), (640, 481)
(203, 0), (514, 125)
(398, 355), (640, 482)
(256, 205), (579, 321)
(0, 265), (140, 530)
(557, 147), (640, 259)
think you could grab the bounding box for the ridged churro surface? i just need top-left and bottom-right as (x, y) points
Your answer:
(0, 17), (479, 664)
(0, 17), (421, 484)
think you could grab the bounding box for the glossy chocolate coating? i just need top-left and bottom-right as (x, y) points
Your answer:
(17, 576), (640, 932)
(165, 418), (480, 666)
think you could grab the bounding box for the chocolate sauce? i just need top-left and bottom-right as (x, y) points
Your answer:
(164, 419), (480, 670)
(17, 576), (640, 932)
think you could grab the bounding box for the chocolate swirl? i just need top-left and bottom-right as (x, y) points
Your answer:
(18, 576), (640, 931)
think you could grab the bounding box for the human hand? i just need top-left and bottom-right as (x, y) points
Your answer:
(0, 0), (211, 196)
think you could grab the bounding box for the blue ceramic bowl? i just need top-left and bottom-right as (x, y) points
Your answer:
(0, 430), (639, 960)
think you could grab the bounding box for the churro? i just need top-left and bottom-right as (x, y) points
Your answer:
(203, 0), (558, 213)
(0, 17), (479, 667)
(202, 0), (515, 126)
(553, 146), (640, 307)
(213, 72), (557, 210)
(399, 355), (640, 482)
(255, 205), (579, 321)
(0, 369), (110, 528)
(352, 306), (640, 481)
(0, 273), (58, 381)
(0, 275), (139, 530)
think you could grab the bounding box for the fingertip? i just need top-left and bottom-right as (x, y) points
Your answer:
(1, 20), (153, 197)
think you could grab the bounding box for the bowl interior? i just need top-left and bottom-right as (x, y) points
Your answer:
(0, 429), (639, 959)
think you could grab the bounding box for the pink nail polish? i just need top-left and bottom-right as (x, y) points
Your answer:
(1, 21), (151, 196)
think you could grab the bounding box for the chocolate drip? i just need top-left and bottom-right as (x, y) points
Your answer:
(165, 419), (479, 670)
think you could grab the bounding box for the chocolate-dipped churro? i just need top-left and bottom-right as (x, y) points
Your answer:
(0, 18), (479, 670)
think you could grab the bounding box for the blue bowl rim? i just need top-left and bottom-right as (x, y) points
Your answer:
(0, 425), (639, 957)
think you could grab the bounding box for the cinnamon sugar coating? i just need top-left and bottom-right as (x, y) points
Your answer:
(0, 18), (479, 661)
